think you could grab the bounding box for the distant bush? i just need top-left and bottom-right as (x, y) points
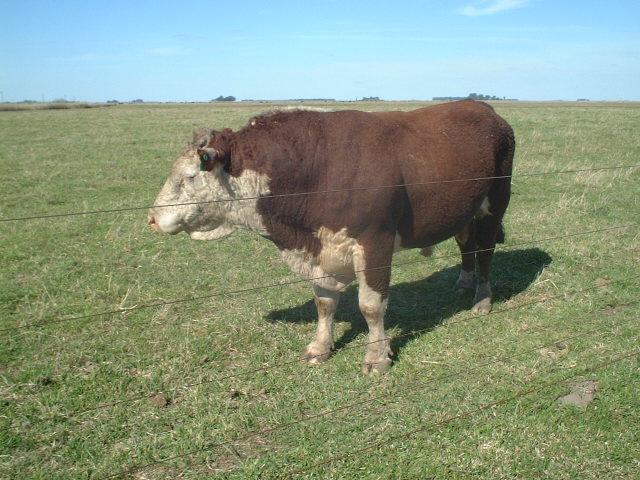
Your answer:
(212, 95), (236, 102)
(48, 103), (93, 109)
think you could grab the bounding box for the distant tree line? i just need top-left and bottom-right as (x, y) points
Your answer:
(360, 96), (382, 101)
(241, 98), (336, 102)
(433, 93), (517, 101)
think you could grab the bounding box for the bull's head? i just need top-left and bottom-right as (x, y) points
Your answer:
(148, 128), (237, 240)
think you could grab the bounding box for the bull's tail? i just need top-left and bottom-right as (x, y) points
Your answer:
(490, 117), (514, 246)
(496, 222), (505, 244)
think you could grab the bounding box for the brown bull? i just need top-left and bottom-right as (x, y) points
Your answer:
(149, 100), (515, 373)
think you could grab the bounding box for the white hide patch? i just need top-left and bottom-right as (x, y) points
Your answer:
(357, 281), (387, 312)
(152, 155), (271, 239)
(189, 224), (237, 240)
(475, 197), (491, 219)
(157, 213), (182, 234)
(280, 227), (359, 291)
(221, 169), (271, 234)
(281, 227), (437, 291)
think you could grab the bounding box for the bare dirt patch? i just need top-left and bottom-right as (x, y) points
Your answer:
(557, 380), (599, 409)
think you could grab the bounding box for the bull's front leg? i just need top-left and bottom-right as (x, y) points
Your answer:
(355, 245), (394, 374)
(358, 282), (393, 374)
(304, 284), (340, 364)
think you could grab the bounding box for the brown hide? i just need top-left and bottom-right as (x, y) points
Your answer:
(209, 100), (515, 296)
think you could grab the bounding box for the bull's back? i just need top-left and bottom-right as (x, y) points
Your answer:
(386, 101), (514, 247)
(250, 102), (513, 251)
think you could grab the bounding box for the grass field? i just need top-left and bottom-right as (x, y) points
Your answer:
(0, 102), (117, 112)
(1, 101), (639, 479)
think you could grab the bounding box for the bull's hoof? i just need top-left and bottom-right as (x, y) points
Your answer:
(361, 357), (392, 375)
(303, 343), (332, 364)
(471, 297), (492, 315)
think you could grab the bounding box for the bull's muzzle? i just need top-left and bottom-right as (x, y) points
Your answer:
(147, 210), (182, 234)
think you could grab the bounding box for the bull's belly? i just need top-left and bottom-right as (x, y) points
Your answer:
(398, 196), (491, 249)
(278, 201), (491, 288)
(280, 227), (360, 291)
(279, 227), (429, 292)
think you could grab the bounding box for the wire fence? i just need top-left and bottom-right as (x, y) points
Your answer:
(90, 300), (640, 479)
(14, 283), (637, 477)
(66, 274), (638, 417)
(3, 160), (639, 478)
(285, 347), (639, 478)
(0, 164), (638, 223)
(2, 222), (635, 336)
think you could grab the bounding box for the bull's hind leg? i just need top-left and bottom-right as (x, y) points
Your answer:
(472, 214), (501, 315)
(304, 284), (340, 364)
(454, 221), (477, 293)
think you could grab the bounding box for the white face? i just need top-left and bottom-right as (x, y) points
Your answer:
(148, 148), (236, 240)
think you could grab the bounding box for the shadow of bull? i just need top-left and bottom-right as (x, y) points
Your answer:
(266, 248), (552, 362)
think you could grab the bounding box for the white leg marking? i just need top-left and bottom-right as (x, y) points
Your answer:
(472, 281), (492, 314)
(353, 247), (392, 374)
(305, 285), (340, 364)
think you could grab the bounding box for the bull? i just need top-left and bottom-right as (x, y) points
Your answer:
(149, 100), (515, 373)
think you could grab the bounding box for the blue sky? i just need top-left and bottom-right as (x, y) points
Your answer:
(2, 0), (639, 101)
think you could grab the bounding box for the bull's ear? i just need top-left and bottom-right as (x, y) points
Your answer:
(196, 147), (222, 172)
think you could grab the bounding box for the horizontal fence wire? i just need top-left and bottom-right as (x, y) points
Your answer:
(285, 347), (640, 478)
(1, 164), (638, 223)
(3, 222), (636, 335)
(106, 312), (640, 479)
(67, 273), (639, 416)
(96, 301), (639, 479)
(3, 162), (637, 478)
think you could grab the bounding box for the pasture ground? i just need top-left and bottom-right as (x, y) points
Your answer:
(1, 101), (639, 479)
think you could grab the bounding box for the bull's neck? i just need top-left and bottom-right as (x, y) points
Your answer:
(221, 169), (271, 234)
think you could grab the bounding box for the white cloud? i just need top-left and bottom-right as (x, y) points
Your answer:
(459, 0), (530, 16)
(62, 52), (124, 62)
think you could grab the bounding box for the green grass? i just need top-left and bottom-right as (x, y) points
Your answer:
(1, 101), (639, 479)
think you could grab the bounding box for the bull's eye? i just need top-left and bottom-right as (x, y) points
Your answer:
(199, 153), (211, 171)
